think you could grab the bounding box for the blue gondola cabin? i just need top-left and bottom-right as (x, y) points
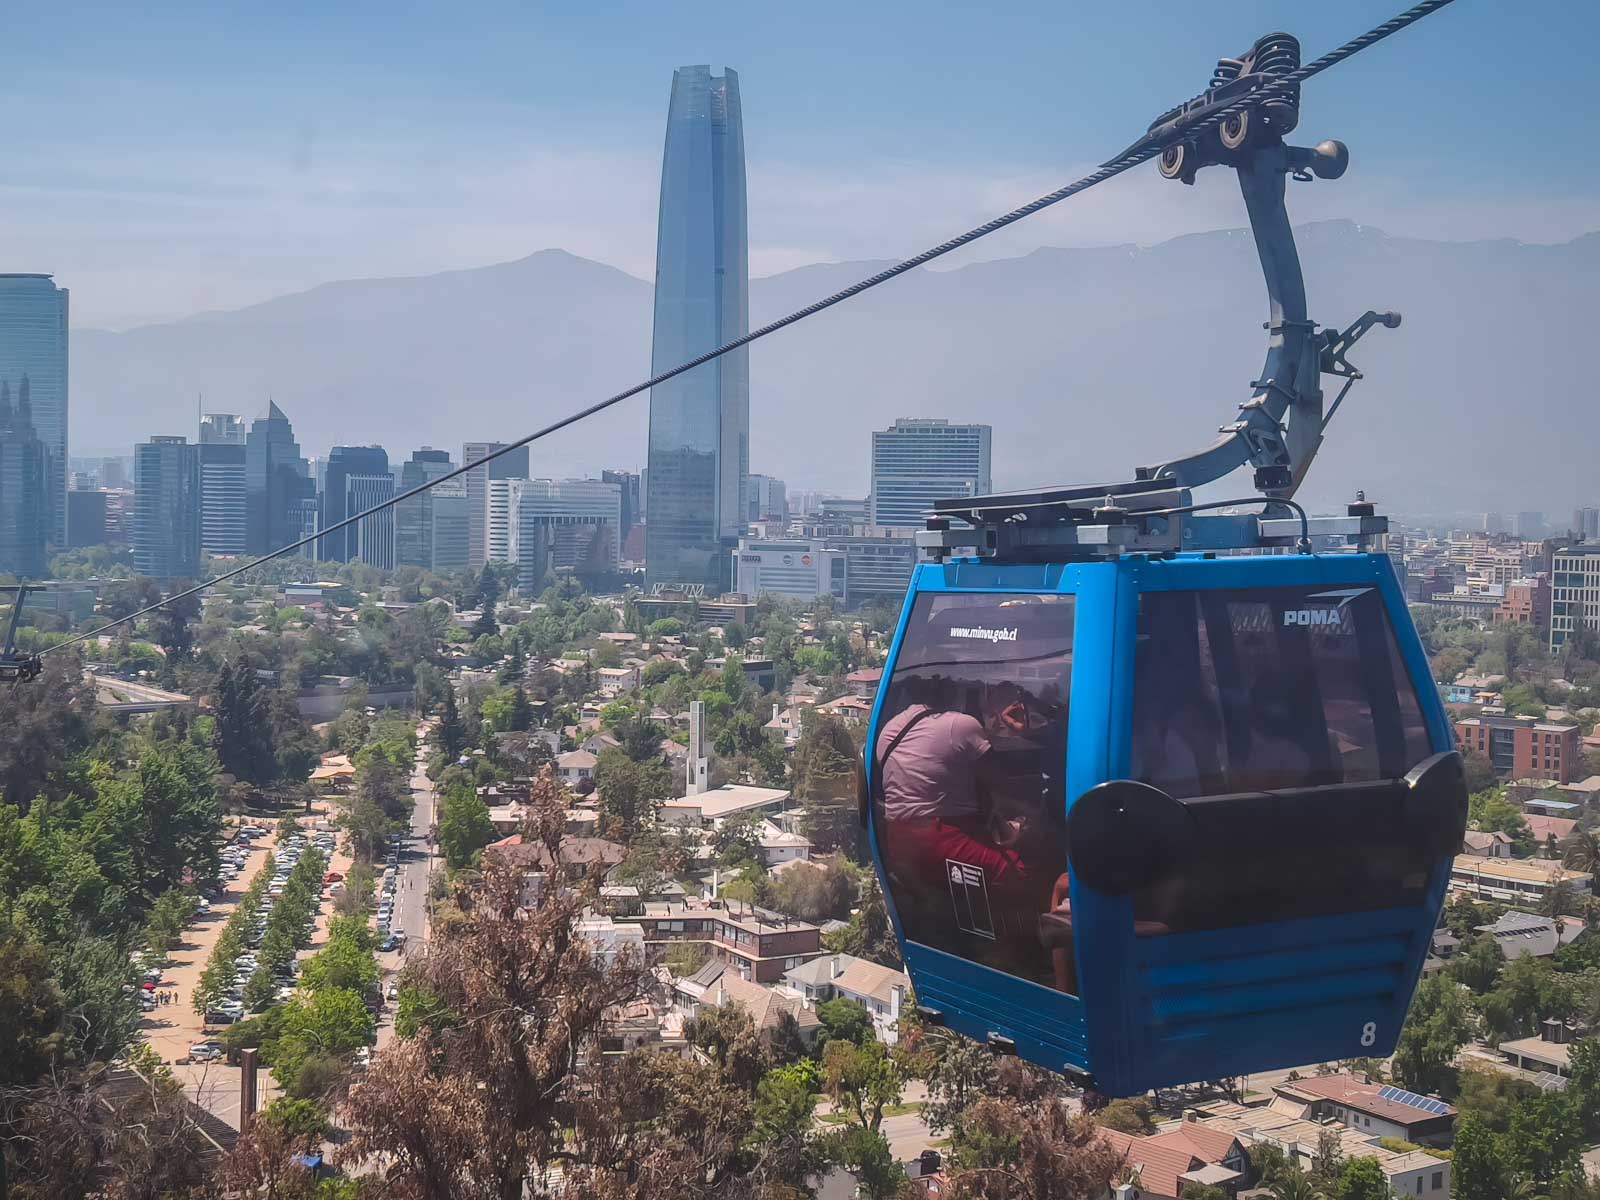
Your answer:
(863, 550), (1466, 1097)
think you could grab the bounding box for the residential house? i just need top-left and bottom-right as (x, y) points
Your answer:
(831, 958), (911, 1045)
(1270, 1074), (1456, 1147)
(577, 915), (646, 967)
(757, 821), (813, 868)
(815, 695), (872, 725)
(781, 953), (859, 1004)
(1526, 815), (1579, 855)
(679, 963), (823, 1042)
(845, 667), (882, 699)
(1476, 911), (1563, 961)
(1097, 1128), (1243, 1200)
(485, 833), (626, 884)
(579, 731), (622, 756)
(682, 783), (793, 828)
(1185, 1100), (1451, 1197)
(596, 665), (640, 697)
(557, 749), (598, 788)
(1461, 830), (1512, 858)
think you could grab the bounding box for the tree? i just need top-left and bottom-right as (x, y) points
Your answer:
(1267, 1169), (1326, 1200)
(920, 1026), (998, 1136)
(0, 915), (64, 1086)
(338, 771), (649, 1197)
(766, 860), (856, 923)
(686, 1002), (772, 1093)
(0, 653), (92, 811)
(214, 658), (279, 785)
(593, 747), (674, 840)
(1309, 1128), (1344, 1191)
(1449, 933), (1503, 994)
(947, 1098), (1122, 1200)
(437, 684), (466, 764)
(1333, 1156), (1390, 1200)
(1454, 1113), (1506, 1200)
(752, 1062), (827, 1195)
(472, 599), (499, 639)
(792, 713), (862, 858)
(821, 1037), (901, 1133)
(299, 936), (379, 998)
(1543, 868), (1575, 917)
(815, 997), (875, 1047)
(1094, 1096), (1157, 1134)
(1506, 1091), (1584, 1186)
(1390, 975), (1472, 1094)
(437, 782), (496, 870)
(270, 987), (375, 1090)
(823, 1126), (903, 1200)
(1564, 829), (1600, 875)
(823, 876), (902, 969)
(54, 935), (141, 1066)
(1461, 747), (1499, 796)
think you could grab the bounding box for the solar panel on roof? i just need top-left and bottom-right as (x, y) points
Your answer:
(1378, 1085), (1448, 1115)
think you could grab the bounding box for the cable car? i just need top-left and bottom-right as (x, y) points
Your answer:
(859, 30), (1468, 1095)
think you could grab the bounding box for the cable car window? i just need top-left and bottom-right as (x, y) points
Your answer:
(874, 592), (1074, 993)
(1128, 585), (1436, 934)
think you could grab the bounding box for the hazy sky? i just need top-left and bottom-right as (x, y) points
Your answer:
(4, 1), (1596, 328)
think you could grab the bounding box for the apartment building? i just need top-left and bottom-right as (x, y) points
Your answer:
(630, 900), (822, 983)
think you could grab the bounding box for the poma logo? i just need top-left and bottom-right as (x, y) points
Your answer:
(1283, 607), (1349, 629)
(1282, 587), (1371, 632)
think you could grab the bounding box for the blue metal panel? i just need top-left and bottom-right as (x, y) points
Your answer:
(865, 559), (1094, 1077)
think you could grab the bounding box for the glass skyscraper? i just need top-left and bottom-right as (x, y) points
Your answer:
(645, 66), (749, 590)
(318, 445), (390, 564)
(0, 275), (68, 552)
(0, 379), (47, 578)
(245, 401), (314, 555)
(133, 436), (201, 579)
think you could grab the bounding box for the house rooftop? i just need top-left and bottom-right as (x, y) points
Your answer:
(832, 958), (909, 1007)
(1276, 1074), (1455, 1126)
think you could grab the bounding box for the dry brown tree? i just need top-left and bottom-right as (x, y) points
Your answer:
(336, 767), (650, 1199)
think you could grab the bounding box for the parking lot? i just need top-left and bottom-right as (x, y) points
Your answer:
(137, 810), (354, 1124)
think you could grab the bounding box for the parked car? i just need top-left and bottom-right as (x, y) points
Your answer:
(204, 1010), (238, 1026)
(189, 1041), (225, 1062)
(385, 982), (399, 1001)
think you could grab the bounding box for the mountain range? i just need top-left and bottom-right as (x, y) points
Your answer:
(71, 221), (1600, 515)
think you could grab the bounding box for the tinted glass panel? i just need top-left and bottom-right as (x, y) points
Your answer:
(874, 592), (1074, 992)
(1127, 585), (1436, 934)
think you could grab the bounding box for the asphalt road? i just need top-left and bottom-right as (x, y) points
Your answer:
(374, 724), (436, 1047)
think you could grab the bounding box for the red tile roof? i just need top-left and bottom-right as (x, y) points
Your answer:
(1148, 1121), (1243, 1165)
(1098, 1128), (1203, 1200)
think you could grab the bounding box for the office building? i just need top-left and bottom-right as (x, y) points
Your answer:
(100, 457), (128, 490)
(602, 469), (642, 540)
(515, 479), (623, 590)
(486, 477), (523, 566)
(347, 472), (396, 569)
(396, 448), (454, 569)
(732, 538), (845, 602)
(1549, 544), (1600, 652)
(745, 474), (787, 523)
(245, 402), (314, 555)
(823, 531), (919, 608)
(462, 441), (529, 569)
(133, 436), (201, 579)
(0, 275), (68, 551)
(0, 379), (47, 577)
(645, 65), (749, 591)
(429, 478), (470, 572)
(65, 487), (107, 549)
(869, 418), (991, 528)
(198, 441), (247, 556)
(198, 413), (245, 445)
(1574, 508), (1600, 540)
(318, 445), (392, 566)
